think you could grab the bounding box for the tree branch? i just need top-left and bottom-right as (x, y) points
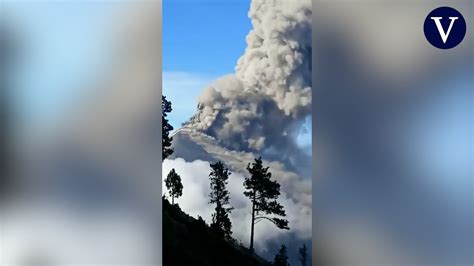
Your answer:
(254, 216), (276, 224)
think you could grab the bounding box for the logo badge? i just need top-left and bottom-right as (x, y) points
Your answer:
(424, 6), (466, 49)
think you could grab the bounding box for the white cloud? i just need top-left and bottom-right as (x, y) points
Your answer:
(163, 157), (311, 253)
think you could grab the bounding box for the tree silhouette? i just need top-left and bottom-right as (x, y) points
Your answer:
(162, 95), (174, 161)
(298, 244), (307, 266)
(165, 168), (183, 205)
(273, 245), (290, 266)
(244, 157), (289, 252)
(208, 161), (234, 239)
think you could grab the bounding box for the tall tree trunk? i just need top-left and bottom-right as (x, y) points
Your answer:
(249, 191), (256, 252)
(216, 202), (221, 226)
(172, 195), (174, 205)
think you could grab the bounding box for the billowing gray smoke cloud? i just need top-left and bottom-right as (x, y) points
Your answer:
(185, 0), (311, 153)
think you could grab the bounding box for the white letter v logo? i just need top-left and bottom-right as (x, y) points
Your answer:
(431, 16), (459, 43)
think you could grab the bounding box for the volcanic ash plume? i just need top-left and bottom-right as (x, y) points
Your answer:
(185, 0), (312, 152)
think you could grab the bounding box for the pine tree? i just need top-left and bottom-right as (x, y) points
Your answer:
(298, 244), (307, 266)
(165, 168), (182, 205)
(162, 95), (174, 161)
(273, 245), (290, 266)
(244, 157), (289, 252)
(208, 161), (234, 239)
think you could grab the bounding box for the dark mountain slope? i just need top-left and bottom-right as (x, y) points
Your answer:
(163, 198), (270, 266)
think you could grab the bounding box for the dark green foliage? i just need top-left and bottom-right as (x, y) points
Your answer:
(245, 157), (289, 251)
(162, 95), (174, 161)
(209, 161), (234, 239)
(165, 168), (183, 205)
(272, 245), (290, 266)
(298, 244), (307, 266)
(163, 197), (271, 266)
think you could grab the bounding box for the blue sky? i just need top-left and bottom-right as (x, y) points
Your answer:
(163, 0), (251, 128)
